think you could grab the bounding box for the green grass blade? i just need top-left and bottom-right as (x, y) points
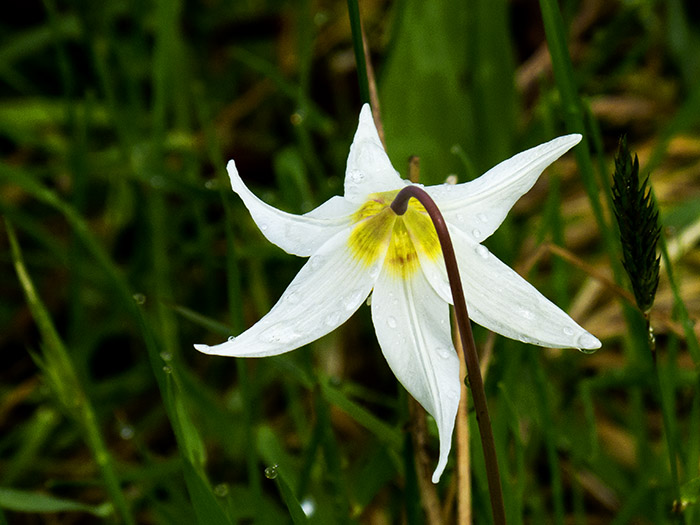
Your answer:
(6, 220), (135, 525)
(181, 460), (232, 525)
(272, 467), (310, 525)
(321, 379), (402, 450)
(0, 488), (111, 517)
(347, 0), (370, 104)
(537, 0), (619, 269)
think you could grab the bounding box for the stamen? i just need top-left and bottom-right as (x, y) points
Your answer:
(349, 191), (439, 276)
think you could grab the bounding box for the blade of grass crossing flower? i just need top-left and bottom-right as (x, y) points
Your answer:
(6, 220), (136, 525)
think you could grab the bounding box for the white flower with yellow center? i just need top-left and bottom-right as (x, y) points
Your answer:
(195, 104), (600, 483)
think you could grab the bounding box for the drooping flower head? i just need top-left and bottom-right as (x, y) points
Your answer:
(195, 104), (600, 483)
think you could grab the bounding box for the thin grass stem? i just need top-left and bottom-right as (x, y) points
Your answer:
(347, 0), (370, 104)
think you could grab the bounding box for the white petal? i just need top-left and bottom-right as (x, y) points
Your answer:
(371, 267), (460, 483)
(228, 160), (355, 256)
(195, 228), (384, 357)
(344, 104), (405, 203)
(421, 227), (600, 350)
(426, 134), (582, 243)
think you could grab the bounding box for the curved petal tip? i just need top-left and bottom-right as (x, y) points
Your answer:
(431, 460), (448, 484)
(194, 343), (214, 354)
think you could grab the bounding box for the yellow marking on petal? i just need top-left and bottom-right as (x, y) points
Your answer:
(348, 190), (441, 278)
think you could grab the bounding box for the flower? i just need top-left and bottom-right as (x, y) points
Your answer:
(195, 104), (601, 483)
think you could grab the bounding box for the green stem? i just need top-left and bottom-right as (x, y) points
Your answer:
(391, 186), (506, 525)
(649, 316), (682, 512)
(347, 0), (370, 104)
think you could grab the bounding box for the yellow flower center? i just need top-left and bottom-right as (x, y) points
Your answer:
(348, 190), (441, 278)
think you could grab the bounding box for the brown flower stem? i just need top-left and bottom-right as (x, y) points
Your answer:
(391, 185), (506, 525)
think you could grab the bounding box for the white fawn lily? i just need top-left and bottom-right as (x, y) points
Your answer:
(195, 104), (600, 482)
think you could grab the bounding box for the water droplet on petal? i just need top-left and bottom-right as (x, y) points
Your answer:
(227, 335), (236, 342)
(387, 316), (397, 329)
(264, 465), (278, 479)
(447, 389), (459, 400)
(456, 213), (465, 223)
(563, 327), (574, 336)
(260, 223), (269, 231)
(517, 334), (534, 344)
(472, 228), (482, 238)
(477, 212), (488, 223)
(475, 245), (489, 259)
(348, 169), (365, 184)
(519, 308), (535, 320)
(438, 348), (452, 360)
(576, 332), (600, 353)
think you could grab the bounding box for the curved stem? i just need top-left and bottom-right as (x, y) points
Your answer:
(392, 185), (506, 525)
